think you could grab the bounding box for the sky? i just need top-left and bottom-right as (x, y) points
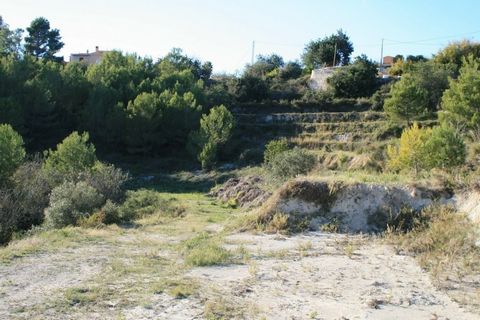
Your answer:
(2, 0), (480, 73)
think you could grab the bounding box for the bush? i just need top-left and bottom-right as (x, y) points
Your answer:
(44, 131), (97, 178)
(11, 159), (53, 230)
(370, 82), (392, 111)
(0, 124), (25, 182)
(190, 105), (235, 169)
(424, 125), (466, 169)
(328, 55), (378, 98)
(268, 148), (316, 179)
(78, 200), (121, 227)
(80, 162), (129, 203)
(387, 123), (431, 174)
(387, 123), (466, 174)
(118, 189), (170, 221)
(384, 75), (429, 123)
(0, 189), (20, 244)
(44, 181), (105, 228)
(264, 138), (289, 165)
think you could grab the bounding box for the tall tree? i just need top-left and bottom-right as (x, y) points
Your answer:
(440, 56), (480, 138)
(25, 17), (64, 60)
(0, 16), (23, 56)
(302, 30), (354, 70)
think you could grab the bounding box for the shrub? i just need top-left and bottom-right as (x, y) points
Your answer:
(0, 124), (25, 182)
(370, 82), (392, 111)
(44, 181), (105, 228)
(387, 123), (430, 174)
(11, 159), (52, 230)
(80, 162), (129, 203)
(424, 125), (466, 169)
(44, 131), (97, 178)
(0, 189), (20, 244)
(328, 55), (378, 98)
(384, 75), (429, 123)
(119, 189), (170, 221)
(198, 141), (217, 170)
(190, 105), (235, 169)
(387, 123), (466, 174)
(263, 138), (289, 165)
(268, 148), (316, 179)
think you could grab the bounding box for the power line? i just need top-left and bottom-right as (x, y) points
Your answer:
(383, 30), (480, 45)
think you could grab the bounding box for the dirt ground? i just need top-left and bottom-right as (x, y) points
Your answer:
(1, 226), (478, 320)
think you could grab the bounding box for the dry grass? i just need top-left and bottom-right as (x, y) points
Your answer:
(386, 205), (480, 311)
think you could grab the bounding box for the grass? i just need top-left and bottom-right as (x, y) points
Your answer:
(182, 232), (232, 267)
(0, 226), (119, 263)
(385, 205), (480, 310)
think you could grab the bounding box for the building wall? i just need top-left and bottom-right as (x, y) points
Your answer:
(309, 67), (338, 91)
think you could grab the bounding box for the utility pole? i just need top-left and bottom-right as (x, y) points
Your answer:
(332, 42), (337, 67)
(379, 38), (384, 72)
(251, 41), (255, 65)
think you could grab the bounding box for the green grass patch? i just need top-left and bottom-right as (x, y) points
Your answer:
(182, 232), (232, 267)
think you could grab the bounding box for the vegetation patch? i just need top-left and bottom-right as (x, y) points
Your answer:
(241, 180), (344, 233)
(182, 232), (232, 267)
(386, 205), (480, 310)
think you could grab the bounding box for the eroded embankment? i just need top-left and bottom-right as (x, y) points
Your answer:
(252, 179), (456, 233)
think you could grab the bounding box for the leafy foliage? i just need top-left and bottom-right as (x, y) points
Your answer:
(268, 148), (316, 179)
(387, 123), (431, 174)
(190, 105), (235, 169)
(440, 56), (480, 137)
(24, 17), (64, 60)
(434, 40), (480, 74)
(44, 181), (104, 228)
(387, 123), (465, 174)
(384, 75), (429, 123)
(44, 132), (96, 178)
(263, 138), (289, 165)
(302, 30), (354, 70)
(0, 124), (25, 182)
(328, 55), (378, 98)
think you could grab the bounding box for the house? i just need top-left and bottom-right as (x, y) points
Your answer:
(382, 56), (394, 67)
(309, 66), (339, 91)
(69, 46), (109, 65)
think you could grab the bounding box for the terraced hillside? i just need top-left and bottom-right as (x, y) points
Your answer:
(236, 110), (436, 159)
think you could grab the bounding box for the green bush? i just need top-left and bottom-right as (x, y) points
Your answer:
(264, 138), (289, 165)
(118, 189), (170, 221)
(268, 148), (316, 179)
(424, 125), (466, 169)
(11, 159), (52, 230)
(0, 124), (25, 182)
(384, 75), (429, 123)
(370, 82), (392, 111)
(190, 105), (235, 169)
(0, 189), (20, 244)
(387, 123), (466, 174)
(44, 131), (97, 178)
(44, 181), (105, 228)
(80, 162), (129, 203)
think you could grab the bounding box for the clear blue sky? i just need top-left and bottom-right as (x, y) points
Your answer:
(2, 0), (480, 73)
